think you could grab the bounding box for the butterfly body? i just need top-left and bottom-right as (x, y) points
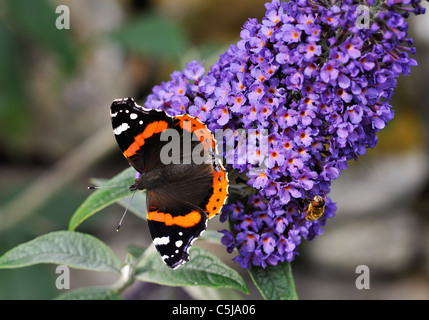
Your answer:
(111, 97), (228, 269)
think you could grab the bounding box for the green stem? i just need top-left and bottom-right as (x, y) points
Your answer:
(109, 252), (144, 295)
(110, 263), (135, 295)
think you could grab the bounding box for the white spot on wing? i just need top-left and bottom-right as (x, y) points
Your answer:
(175, 240), (183, 248)
(153, 236), (170, 246)
(114, 123), (130, 135)
(130, 113), (138, 120)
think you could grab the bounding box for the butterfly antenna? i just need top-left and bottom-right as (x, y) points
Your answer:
(116, 190), (137, 232)
(88, 185), (128, 190)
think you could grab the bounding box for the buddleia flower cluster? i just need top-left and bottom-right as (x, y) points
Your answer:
(144, 0), (427, 268)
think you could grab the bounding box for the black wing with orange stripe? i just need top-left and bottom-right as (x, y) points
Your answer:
(147, 202), (207, 269)
(173, 114), (229, 220)
(111, 97), (174, 174)
(110, 97), (228, 269)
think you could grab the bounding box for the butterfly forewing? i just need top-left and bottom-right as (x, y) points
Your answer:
(111, 97), (174, 173)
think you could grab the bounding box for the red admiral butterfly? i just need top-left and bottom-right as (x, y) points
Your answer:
(110, 97), (228, 269)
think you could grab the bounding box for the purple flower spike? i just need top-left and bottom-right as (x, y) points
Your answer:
(143, 0), (426, 268)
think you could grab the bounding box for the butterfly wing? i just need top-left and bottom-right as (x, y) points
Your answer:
(205, 160), (229, 219)
(110, 97), (174, 173)
(140, 113), (228, 218)
(145, 115), (228, 269)
(111, 98), (229, 269)
(172, 114), (229, 220)
(147, 200), (207, 269)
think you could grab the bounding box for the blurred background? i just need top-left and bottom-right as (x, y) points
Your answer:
(0, 0), (428, 300)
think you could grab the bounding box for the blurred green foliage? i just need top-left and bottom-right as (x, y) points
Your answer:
(0, 0), (77, 148)
(0, 20), (28, 145)
(110, 11), (189, 59)
(4, 0), (77, 72)
(0, 0), (192, 155)
(0, 184), (87, 299)
(0, 0), (223, 300)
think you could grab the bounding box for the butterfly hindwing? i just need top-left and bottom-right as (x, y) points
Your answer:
(206, 161), (229, 219)
(147, 202), (207, 269)
(172, 115), (229, 220)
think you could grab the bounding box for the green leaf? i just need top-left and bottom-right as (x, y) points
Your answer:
(0, 231), (121, 274)
(54, 287), (122, 300)
(135, 246), (248, 294)
(248, 261), (298, 300)
(69, 167), (141, 231)
(126, 244), (146, 259)
(109, 12), (189, 59)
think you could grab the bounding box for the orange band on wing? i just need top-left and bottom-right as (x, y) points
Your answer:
(123, 120), (169, 158)
(206, 167), (229, 219)
(147, 209), (202, 228)
(176, 114), (206, 132)
(175, 115), (215, 150)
